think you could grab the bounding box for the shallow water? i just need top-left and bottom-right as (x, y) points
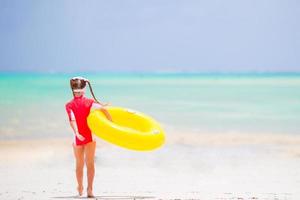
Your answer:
(0, 72), (300, 140)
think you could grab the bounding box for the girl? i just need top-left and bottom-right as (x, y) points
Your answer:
(65, 76), (112, 197)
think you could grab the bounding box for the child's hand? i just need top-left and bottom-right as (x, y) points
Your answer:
(102, 102), (111, 107)
(76, 133), (85, 141)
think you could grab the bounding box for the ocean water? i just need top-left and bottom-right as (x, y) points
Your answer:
(0, 72), (300, 140)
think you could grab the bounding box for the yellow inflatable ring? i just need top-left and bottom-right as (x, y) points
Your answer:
(87, 107), (165, 151)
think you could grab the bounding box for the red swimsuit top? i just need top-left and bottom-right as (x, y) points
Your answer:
(65, 95), (94, 145)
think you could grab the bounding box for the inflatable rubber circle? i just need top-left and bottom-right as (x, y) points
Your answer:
(87, 107), (165, 151)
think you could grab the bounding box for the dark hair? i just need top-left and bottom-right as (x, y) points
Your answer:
(70, 78), (86, 90)
(70, 78), (101, 104)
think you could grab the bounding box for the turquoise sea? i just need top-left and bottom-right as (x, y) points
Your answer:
(0, 72), (299, 140)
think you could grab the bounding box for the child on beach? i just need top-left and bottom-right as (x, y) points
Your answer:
(65, 76), (112, 197)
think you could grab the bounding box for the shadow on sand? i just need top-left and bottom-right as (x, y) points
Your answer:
(52, 195), (156, 199)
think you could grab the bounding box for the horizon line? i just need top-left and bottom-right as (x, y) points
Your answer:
(1, 70), (300, 78)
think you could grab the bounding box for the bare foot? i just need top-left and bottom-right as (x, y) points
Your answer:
(87, 188), (94, 198)
(77, 185), (83, 196)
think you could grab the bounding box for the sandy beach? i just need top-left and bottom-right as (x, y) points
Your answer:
(1, 73), (299, 200)
(1, 132), (300, 200)
(1, 0), (299, 198)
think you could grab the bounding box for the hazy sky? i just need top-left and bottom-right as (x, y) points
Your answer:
(0, 0), (299, 72)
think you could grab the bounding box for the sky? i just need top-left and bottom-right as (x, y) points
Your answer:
(0, 0), (299, 72)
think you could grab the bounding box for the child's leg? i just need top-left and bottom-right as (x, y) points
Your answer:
(84, 141), (96, 197)
(72, 144), (84, 195)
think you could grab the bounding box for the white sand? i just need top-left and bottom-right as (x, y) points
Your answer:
(1, 133), (300, 200)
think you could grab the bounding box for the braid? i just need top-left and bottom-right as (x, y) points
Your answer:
(87, 81), (101, 104)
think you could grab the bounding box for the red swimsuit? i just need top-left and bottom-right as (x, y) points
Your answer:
(65, 95), (95, 146)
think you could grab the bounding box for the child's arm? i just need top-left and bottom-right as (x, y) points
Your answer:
(91, 103), (113, 122)
(100, 108), (113, 122)
(69, 121), (85, 141)
(95, 100), (110, 107)
(69, 111), (85, 141)
(66, 104), (85, 141)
